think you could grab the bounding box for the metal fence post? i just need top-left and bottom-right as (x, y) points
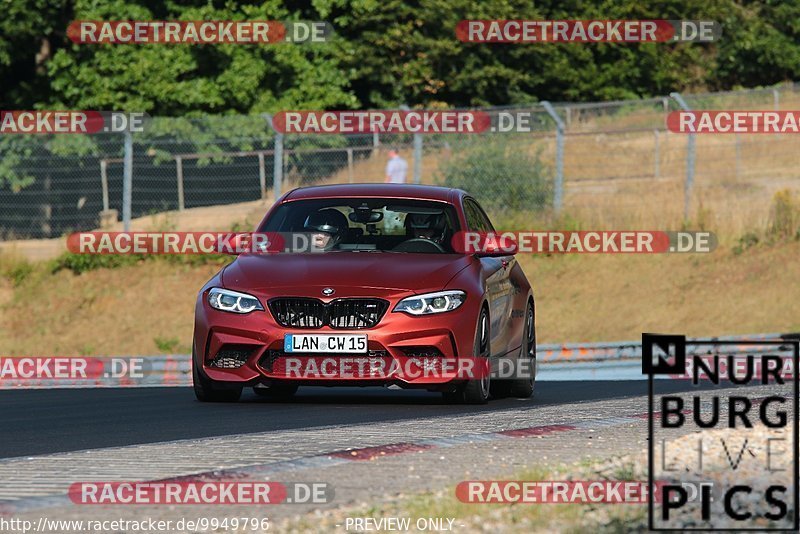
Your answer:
(412, 133), (422, 184)
(399, 105), (422, 184)
(346, 148), (354, 183)
(100, 159), (110, 212)
(773, 88), (780, 111)
(122, 130), (133, 231)
(258, 152), (267, 199)
(263, 113), (283, 201)
(670, 92), (695, 220)
(541, 101), (564, 212)
(176, 156), (185, 211)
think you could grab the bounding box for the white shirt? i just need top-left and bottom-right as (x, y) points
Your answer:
(386, 155), (408, 184)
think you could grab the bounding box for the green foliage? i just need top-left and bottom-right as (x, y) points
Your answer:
(726, 189), (798, 255)
(439, 140), (552, 212)
(3, 0), (800, 191)
(0, 255), (35, 287)
(4, 0), (800, 113)
(550, 212), (585, 232)
(7, 262), (34, 287)
(49, 252), (143, 274)
(321, 0), (800, 108)
(44, 1), (356, 115)
(767, 189), (799, 240)
(0, 136), (38, 191)
(732, 232), (760, 255)
(153, 336), (180, 353)
(0, 0), (70, 106)
(48, 251), (232, 275)
(158, 254), (233, 268)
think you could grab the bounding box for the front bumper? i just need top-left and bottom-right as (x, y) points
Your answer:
(194, 289), (481, 388)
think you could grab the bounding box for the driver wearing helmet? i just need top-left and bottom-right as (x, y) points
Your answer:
(405, 212), (446, 244)
(303, 208), (349, 251)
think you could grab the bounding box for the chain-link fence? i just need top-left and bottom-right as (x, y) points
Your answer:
(1, 82), (799, 240)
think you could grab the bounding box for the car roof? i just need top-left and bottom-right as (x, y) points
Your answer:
(282, 183), (465, 203)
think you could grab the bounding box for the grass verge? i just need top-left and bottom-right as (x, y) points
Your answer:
(274, 459), (648, 533)
(0, 236), (798, 356)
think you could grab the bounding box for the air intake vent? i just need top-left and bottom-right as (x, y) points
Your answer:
(209, 346), (254, 368)
(400, 346), (444, 358)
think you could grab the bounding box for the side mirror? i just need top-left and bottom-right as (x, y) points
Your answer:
(476, 238), (518, 257)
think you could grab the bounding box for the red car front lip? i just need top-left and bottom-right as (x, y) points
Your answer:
(195, 289), (480, 386)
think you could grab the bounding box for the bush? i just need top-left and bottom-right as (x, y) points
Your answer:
(49, 251), (232, 275)
(732, 232), (759, 255)
(0, 255), (34, 287)
(438, 140), (553, 213)
(154, 336), (181, 353)
(767, 189), (799, 240)
(49, 253), (143, 275)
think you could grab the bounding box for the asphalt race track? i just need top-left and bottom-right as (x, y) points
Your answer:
(2, 376), (791, 529)
(0, 380), (717, 459)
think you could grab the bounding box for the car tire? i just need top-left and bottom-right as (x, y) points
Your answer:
(489, 301), (536, 399)
(508, 302), (536, 398)
(444, 308), (491, 405)
(253, 384), (299, 399)
(192, 347), (242, 402)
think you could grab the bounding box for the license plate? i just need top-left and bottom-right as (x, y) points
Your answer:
(284, 334), (367, 354)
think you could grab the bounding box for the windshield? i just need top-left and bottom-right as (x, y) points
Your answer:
(259, 198), (461, 253)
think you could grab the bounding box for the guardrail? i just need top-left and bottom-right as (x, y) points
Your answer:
(0, 355), (190, 389)
(536, 332), (798, 363)
(1, 332), (796, 388)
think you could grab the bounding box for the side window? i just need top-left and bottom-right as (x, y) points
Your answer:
(464, 199), (494, 232)
(474, 203), (495, 232)
(463, 201), (481, 231)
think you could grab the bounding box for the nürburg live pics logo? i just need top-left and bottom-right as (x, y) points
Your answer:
(643, 332), (799, 530)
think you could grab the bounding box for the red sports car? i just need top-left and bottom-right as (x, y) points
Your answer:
(192, 184), (535, 404)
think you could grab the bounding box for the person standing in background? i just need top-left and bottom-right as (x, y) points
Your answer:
(385, 148), (408, 183)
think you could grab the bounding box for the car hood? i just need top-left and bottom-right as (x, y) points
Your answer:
(222, 252), (473, 295)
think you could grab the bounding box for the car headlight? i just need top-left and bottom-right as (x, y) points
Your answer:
(393, 290), (466, 315)
(207, 288), (264, 314)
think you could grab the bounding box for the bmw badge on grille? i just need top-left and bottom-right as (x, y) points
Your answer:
(322, 287), (335, 296)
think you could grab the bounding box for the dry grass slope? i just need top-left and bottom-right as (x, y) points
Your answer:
(1, 240), (797, 356)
